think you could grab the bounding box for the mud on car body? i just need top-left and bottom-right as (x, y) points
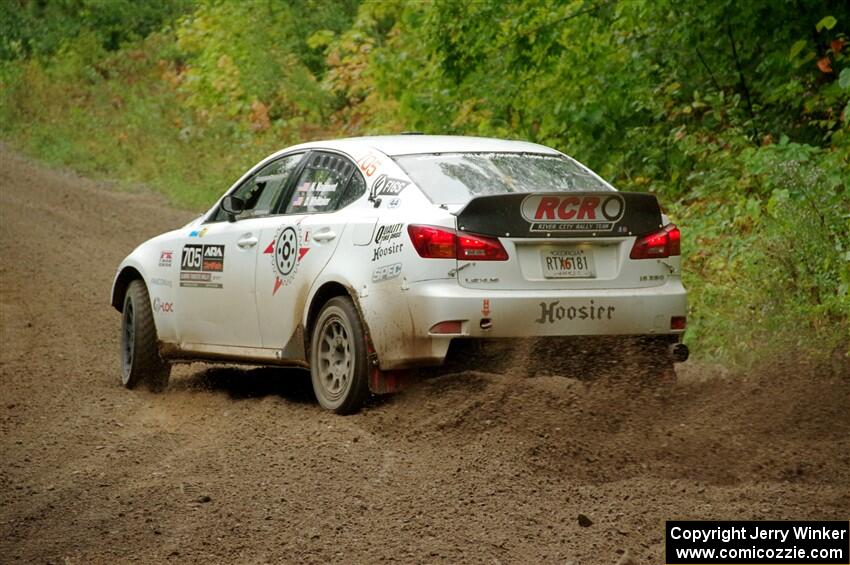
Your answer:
(111, 135), (688, 413)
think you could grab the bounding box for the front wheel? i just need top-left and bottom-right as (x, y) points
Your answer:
(121, 280), (170, 391)
(310, 296), (369, 414)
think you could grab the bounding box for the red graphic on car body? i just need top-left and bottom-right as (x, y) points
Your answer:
(263, 230), (309, 295)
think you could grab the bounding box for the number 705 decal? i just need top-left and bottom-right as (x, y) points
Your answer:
(181, 244), (225, 272)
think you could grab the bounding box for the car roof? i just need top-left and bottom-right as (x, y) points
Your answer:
(284, 135), (561, 157)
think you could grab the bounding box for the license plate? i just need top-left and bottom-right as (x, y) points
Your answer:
(542, 248), (595, 278)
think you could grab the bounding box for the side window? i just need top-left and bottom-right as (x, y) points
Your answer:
(338, 169), (366, 209)
(212, 153), (304, 222)
(284, 152), (360, 214)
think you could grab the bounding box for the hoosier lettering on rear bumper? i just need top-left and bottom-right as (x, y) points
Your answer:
(535, 300), (615, 324)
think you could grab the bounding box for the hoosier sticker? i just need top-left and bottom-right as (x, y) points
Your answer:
(372, 223), (404, 261)
(535, 300), (615, 324)
(372, 243), (403, 262)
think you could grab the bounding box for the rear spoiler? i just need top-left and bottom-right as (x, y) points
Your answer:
(453, 192), (663, 238)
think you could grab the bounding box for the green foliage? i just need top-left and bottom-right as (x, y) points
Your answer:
(817, 16), (838, 32)
(173, 0), (357, 125)
(0, 0), (194, 59)
(672, 133), (849, 362)
(1, 0), (848, 363)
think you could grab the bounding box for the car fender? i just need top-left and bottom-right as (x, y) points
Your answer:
(301, 256), (370, 335)
(111, 233), (181, 343)
(110, 255), (148, 311)
(302, 214), (454, 371)
(300, 218), (410, 369)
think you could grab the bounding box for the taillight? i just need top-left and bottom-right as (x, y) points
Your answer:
(630, 224), (681, 259)
(407, 225), (508, 261)
(457, 232), (509, 261)
(407, 225), (455, 258)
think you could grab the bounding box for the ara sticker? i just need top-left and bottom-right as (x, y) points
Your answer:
(264, 223), (310, 295)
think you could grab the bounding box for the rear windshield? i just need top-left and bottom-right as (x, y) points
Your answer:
(393, 152), (613, 204)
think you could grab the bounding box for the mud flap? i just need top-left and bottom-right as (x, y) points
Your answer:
(366, 337), (415, 394)
(369, 366), (415, 395)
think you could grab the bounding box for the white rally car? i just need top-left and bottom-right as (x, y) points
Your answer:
(112, 135), (688, 413)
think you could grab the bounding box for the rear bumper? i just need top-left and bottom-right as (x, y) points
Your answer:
(410, 278), (687, 337)
(368, 278), (687, 369)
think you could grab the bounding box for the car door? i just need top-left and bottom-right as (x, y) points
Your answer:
(175, 152), (306, 348)
(254, 151), (366, 354)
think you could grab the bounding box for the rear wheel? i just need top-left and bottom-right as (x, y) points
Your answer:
(121, 280), (170, 391)
(310, 296), (369, 414)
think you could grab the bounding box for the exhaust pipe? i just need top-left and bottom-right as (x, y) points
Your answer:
(669, 343), (689, 363)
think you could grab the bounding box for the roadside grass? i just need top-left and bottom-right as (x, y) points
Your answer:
(0, 39), (303, 211)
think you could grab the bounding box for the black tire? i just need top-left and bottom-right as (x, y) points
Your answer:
(121, 279), (170, 391)
(309, 296), (369, 414)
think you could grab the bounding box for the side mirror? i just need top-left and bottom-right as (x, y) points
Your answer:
(221, 196), (245, 221)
